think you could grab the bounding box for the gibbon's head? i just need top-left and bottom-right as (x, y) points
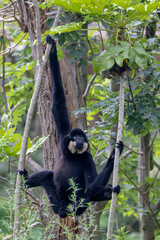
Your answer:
(68, 128), (89, 154)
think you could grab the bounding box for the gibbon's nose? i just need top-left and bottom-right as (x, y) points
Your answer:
(76, 142), (83, 150)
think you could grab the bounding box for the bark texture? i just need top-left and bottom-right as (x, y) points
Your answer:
(16, 1), (87, 238)
(138, 133), (155, 240)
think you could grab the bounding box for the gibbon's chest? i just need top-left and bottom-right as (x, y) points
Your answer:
(54, 155), (86, 189)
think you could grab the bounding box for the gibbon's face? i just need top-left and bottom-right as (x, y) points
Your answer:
(68, 129), (88, 154)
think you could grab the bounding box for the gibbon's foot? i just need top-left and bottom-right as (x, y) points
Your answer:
(58, 207), (67, 218)
(17, 168), (28, 178)
(116, 141), (124, 155)
(104, 184), (121, 197)
(17, 168), (29, 184)
(112, 185), (121, 194)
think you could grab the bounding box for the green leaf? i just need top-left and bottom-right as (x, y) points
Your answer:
(93, 51), (115, 73)
(110, 0), (136, 10)
(128, 48), (136, 68)
(26, 135), (49, 155)
(115, 50), (129, 67)
(135, 54), (147, 70)
(48, 22), (84, 35)
(102, 57), (115, 72)
(133, 41), (149, 58)
(93, 50), (107, 73)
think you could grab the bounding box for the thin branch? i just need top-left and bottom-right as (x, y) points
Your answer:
(119, 167), (160, 229)
(0, 33), (27, 56)
(107, 77), (125, 239)
(53, 7), (63, 28)
(111, 135), (143, 155)
(33, 0), (42, 65)
(153, 160), (160, 170)
(0, 176), (9, 182)
(2, 17), (8, 114)
(144, 168), (159, 194)
(83, 73), (97, 99)
(152, 201), (160, 215)
(98, 21), (104, 51)
(86, 36), (94, 55)
(149, 129), (159, 150)
(10, 100), (29, 115)
(128, 78), (137, 111)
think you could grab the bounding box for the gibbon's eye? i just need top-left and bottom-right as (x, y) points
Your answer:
(72, 135), (85, 142)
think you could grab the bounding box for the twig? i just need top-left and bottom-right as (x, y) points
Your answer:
(152, 201), (160, 215)
(0, 176), (9, 182)
(128, 78), (137, 111)
(83, 73), (97, 99)
(153, 160), (160, 170)
(111, 135), (143, 155)
(10, 100), (29, 115)
(98, 21), (104, 51)
(144, 168), (159, 194)
(119, 167), (160, 229)
(86, 36), (94, 55)
(149, 129), (159, 150)
(0, 33), (27, 56)
(2, 17), (8, 114)
(33, 0), (42, 65)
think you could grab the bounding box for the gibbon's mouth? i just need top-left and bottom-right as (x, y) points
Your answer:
(76, 142), (83, 150)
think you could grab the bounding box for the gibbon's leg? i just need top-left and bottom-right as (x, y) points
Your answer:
(86, 184), (121, 202)
(19, 169), (60, 214)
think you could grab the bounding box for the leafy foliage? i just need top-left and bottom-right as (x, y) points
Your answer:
(0, 0), (160, 239)
(93, 41), (151, 73)
(51, 0), (160, 20)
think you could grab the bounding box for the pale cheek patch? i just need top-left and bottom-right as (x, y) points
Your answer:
(68, 141), (76, 154)
(77, 142), (88, 154)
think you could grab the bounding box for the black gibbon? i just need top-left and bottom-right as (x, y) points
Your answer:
(19, 36), (124, 218)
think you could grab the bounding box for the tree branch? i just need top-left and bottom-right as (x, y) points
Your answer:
(152, 201), (160, 215)
(0, 33), (27, 56)
(83, 73), (97, 99)
(33, 0), (42, 65)
(120, 167), (160, 229)
(153, 160), (160, 170)
(111, 135), (143, 155)
(149, 129), (159, 150)
(2, 17), (8, 114)
(13, 4), (63, 239)
(107, 77), (125, 239)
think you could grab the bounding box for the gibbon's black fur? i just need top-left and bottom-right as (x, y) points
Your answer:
(19, 36), (124, 218)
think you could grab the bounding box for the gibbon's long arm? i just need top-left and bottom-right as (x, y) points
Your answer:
(90, 141), (123, 188)
(47, 36), (71, 140)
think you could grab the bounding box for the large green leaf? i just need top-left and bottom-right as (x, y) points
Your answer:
(93, 50), (115, 73)
(133, 41), (149, 58)
(135, 54), (148, 70)
(93, 42), (131, 73)
(110, 0), (137, 10)
(53, 0), (110, 15)
(49, 22), (84, 35)
(128, 48), (136, 68)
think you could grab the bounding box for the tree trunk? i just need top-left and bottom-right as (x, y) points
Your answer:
(16, 1), (87, 239)
(138, 133), (155, 240)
